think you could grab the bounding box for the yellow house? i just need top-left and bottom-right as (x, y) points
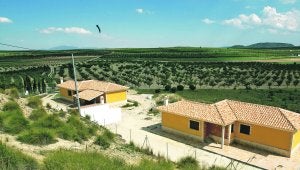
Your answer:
(158, 99), (300, 157)
(57, 80), (128, 105)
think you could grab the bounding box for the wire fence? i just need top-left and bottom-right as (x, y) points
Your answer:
(104, 123), (265, 170)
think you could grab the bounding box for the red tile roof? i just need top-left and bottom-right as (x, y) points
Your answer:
(158, 99), (300, 132)
(57, 80), (129, 93)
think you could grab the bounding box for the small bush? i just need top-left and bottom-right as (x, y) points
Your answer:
(177, 156), (199, 170)
(5, 88), (20, 98)
(2, 101), (21, 112)
(17, 129), (57, 145)
(164, 85), (171, 91)
(27, 96), (42, 108)
(155, 89), (161, 93)
(32, 115), (64, 129)
(177, 85), (184, 91)
(29, 107), (47, 120)
(189, 84), (196, 90)
(0, 110), (29, 134)
(0, 142), (39, 170)
(58, 110), (66, 118)
(170, 87), (177, 93)
(94, 129), (114, 149)
(56, 124), (78, 141)
(94, 135), (111, 149)
(46, 103), (52, 109)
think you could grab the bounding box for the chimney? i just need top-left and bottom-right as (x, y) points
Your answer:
(60, 77), (64, 84)
(164, 96), (169, 106)
(100, 96), (105, 104)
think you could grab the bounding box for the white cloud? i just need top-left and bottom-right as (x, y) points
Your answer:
(202, 18), (215, 24)
(263, 6), (300, 31)
(40, 27), (92, 34)
(136, 8), (144, 14)
(223, 6), (300, 32)
(0, 17), (12, 23)
(280, 0), (297, 4)
(223, 14), (261, 28)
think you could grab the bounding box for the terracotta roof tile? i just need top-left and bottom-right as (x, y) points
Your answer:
(74, 90), (104, 101)
(158, 99), (300, 132)
(57, 80), (128, 93)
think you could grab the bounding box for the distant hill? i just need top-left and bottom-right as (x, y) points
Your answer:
(49, 45), (79, 50)
(232, 42), (295, 49)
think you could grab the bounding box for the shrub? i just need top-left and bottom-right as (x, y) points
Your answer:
(0, 142), (39, 170)
(137, 159), (174, 170)
(17, 129), (57, 145)
(164, 85), (171, 91)
(56, 124), (78, 141)
(5, 88), (20, 98)
(0, 110), (29, 134)
(94, 129), (115, 149)
(66, 116), (95, 142)
(27, 96), (42, 108)
(189, 84), (196, 90)
(58, 110), (66, 118)
(32, 115), (64, 129)
(155, 89), (161, 93)
(94, 135), (111, 149)
(170, 87), (177, 93)
(177, 156), (199, 170)
(29, 107), (47, 120)
(46, 103), (52, 109)
(2, 101), (21, 112)
(177, 85), (184, 91)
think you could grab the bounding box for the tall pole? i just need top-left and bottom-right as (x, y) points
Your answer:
(72, 53), (81, 115)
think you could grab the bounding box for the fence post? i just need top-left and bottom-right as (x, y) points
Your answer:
(129, 129), (132, 142)
(166, 143), (169, 160)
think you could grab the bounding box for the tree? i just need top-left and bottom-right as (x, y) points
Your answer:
(165, 85), (171, 91)
(170, 87), (177, 93)
(177, 85), (184, 91)
(41, 79), (46, 93)
(189, 84), (196, 90)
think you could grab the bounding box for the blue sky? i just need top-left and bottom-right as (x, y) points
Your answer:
(0, 0), (300, 50)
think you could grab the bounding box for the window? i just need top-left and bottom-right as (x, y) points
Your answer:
(239, 124), (251, 135)
(189, 120), (199, 130)
(67, 90), (72, 96)
(231, 124), (234, 133)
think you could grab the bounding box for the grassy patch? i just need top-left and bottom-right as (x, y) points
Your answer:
(17, 129), (57, 145)
(0, 142), (39, 170)
(177, 156), (199, 170)
(94, 129), (115, 149)
(43, 150), (174, 170)
(27, 96), (42, 108)
(2, 101), (22, 112)
(29, 107), (47, 121)
(121, 100), (139, 108)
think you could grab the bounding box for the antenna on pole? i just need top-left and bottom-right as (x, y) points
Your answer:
(72, 53), (81, 115)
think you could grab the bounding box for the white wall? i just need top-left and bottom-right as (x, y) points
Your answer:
(80, 104), (121, 125)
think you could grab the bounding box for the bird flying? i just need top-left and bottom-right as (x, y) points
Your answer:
(96, 25), (101, 34)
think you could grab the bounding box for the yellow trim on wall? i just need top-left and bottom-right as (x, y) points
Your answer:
(59, 88), (73, 100)
(105, 91), (127, 103)
(292, 130), (300, 149)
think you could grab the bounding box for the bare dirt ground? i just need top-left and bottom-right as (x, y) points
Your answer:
(107, 90), (300, 170)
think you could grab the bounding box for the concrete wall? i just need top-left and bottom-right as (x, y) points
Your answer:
(105, 91), (127, 103)
(234, 122), (292, 151)
(161, 111), (203, 139)
(81, 104), (121, 125)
